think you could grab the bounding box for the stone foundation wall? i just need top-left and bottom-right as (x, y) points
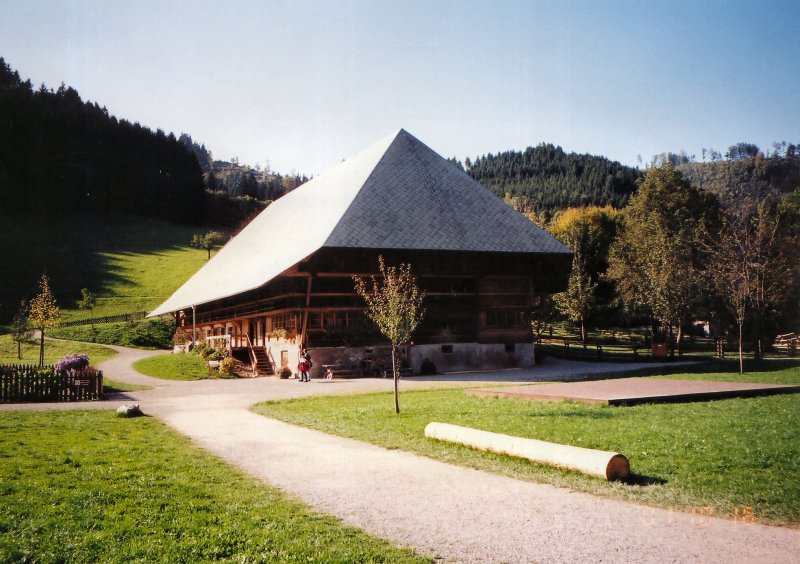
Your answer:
(304, 342), (534, 377)
(409, 342), (534, 373)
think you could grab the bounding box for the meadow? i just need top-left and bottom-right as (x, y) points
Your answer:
(254, 360), (800, 525)
(0, 213), (213, 322)
(0, 410), (426, 563)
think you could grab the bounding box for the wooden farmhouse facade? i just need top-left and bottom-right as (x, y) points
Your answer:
(149, 129), (572, 376)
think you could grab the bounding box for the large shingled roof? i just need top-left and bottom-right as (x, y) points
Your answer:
(150, 129), (571, 316)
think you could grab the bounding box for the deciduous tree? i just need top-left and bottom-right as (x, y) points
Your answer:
(608, 165), (719, 353)
(549, 206), (620, 339)
(27, 274), (60, 366)
(11, 299), (31, 360)
(552, 225), (595, 342)
(354, 257), (425, 414)
(703, 198), (799, 369)
(190, 231), (226, 260)
(78, 288), (97, 316)
(78, 288), (98, 339)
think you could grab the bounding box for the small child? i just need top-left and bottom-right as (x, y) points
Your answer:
(325, 367), (334, 380)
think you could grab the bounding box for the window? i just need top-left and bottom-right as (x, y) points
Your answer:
(271, 314), (296, 332)
(308, 312), (323, 330)
(486, 310), (527, 329)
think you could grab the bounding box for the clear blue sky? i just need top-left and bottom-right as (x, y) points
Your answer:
(2, 0), (799, 175)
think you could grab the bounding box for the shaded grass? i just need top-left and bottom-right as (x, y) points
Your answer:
(133, 353), (212, 381)
(102, 380), (153, 393)
(254, 362), (800, 525)
(0, 410), (426, 563)
(0, 213), (213, 322)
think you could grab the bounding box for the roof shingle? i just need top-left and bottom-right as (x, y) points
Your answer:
(149, 129), (571, 315)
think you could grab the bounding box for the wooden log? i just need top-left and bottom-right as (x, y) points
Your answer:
(424, 422), (630, 481)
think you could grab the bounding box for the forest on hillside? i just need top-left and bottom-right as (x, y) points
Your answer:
(678, 156), (800, 206)
(0, 58), (205, 223)
(463, 143), (642, 217)
(178, 134), (310, 227)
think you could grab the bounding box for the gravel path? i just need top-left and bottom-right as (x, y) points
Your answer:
(3, 347), (799, 562)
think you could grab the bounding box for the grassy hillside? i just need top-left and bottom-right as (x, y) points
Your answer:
(0, 213), (215, 323)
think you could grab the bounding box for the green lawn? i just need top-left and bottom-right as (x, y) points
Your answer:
(254, 360), (800, 525)
(133, 352), (213, 380)
(0, 334), (116, 366)
(0, 410), (426, 563)
(0, 333), (144, 392)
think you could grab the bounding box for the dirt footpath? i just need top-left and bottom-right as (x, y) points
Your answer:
(162, 406), (800, 563)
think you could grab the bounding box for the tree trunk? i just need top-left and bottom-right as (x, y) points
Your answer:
(738, 321), (744, 374)
(752, 316), (762, 360)
(676, 325), (684, 357)
(17, 339), (21, 360)
(391, 344), (400, 414)
(39, 329), (45, 367)
(668, 325), (675, 357)
(207, 248), (211, 260)
(580, 319), (587, 344)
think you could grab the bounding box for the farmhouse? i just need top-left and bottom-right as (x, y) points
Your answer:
(149, 129), (572, 376)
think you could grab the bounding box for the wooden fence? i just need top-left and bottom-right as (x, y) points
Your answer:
(59, 311), (147, 328)
(536, 338), (650, 362)
(0, 365), (103, 403)
(535, 336), (723, 362)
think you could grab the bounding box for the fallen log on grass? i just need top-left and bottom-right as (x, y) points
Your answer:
(424, 422), (630, 481)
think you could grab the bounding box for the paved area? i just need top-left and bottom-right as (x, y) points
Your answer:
(467, 377), (800, 405)
(3, 348), (799, 562)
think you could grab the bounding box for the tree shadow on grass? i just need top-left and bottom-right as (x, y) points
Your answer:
(622, 473), (668, 486)
(597, 357), (800, 380)
(0, 212), (201, 321)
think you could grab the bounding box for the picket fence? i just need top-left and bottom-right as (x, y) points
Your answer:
(0, 364), (103, 402)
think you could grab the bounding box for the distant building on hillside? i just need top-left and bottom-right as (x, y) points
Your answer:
(149, 129), (572, 376)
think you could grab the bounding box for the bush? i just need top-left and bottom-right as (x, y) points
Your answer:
(192, 342), (210, 358)
(125, 319), (175, 349)
(51, 318), (176, 349)
(54, 353), (90, 373)
(219, 357), (235, 375)
(419, 358), (437, 375)
(172, 330), (188, 345)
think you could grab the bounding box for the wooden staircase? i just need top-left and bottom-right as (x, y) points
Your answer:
(251, 347), (274, 376)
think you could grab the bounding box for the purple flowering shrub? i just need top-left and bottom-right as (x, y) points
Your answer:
(54, 353), (90, 373)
